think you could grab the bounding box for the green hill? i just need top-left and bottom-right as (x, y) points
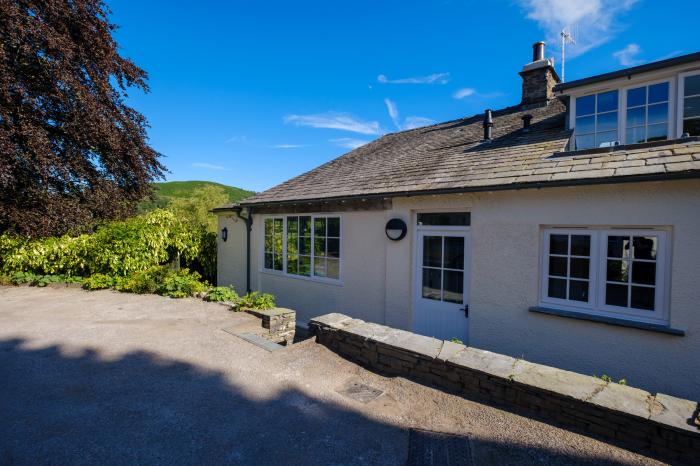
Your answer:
(139, 181), (255, 212)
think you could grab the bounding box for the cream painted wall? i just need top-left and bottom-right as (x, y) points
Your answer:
(217, 179), (700, 400)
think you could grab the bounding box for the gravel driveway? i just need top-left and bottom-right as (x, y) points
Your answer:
(0, 286), (668, 465)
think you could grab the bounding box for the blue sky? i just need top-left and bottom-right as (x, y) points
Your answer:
(110, 0), (697, 192)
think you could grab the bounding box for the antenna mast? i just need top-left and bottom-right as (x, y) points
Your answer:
(560, 28), (576, 82)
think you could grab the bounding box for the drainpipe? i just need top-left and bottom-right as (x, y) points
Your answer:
(232, 206), (254, 293)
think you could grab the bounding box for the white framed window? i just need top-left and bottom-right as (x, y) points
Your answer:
(262, 214), (341, 282)
(574, 90), (619, 150)
(624, 81), (670, 144)
(678, 71), (700, 137)
(541, 228), (669, 324)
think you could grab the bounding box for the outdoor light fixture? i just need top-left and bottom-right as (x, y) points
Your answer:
(221, 227), (228, 242)
(385, 218), (407, 241)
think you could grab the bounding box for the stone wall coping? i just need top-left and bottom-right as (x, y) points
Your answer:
(245, 307), (295, 318)
(309, 313), (700, 441)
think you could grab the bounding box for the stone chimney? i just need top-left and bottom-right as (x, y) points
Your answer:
(519, 41), (560, 107)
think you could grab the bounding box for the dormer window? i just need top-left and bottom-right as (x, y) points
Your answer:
(574, 90), (619, 150)
(680, 73), (700, 136)
(625, 82), (669, 144)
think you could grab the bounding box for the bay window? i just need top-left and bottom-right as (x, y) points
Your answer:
(263, 215), (341, 281)
(541, 228), (669, 324)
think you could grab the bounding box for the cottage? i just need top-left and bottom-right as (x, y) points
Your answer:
(215, 43), (700, 400)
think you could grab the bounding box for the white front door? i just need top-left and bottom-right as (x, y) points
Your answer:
(413, 228), (470, 343)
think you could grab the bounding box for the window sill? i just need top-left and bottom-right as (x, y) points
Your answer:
(549, 136), (700, 159)
(259, 269), (343, 287)
(529, 306), (685, 336)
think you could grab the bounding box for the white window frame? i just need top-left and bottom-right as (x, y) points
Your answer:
(260, 213), (342, 285)
(677, 70), (700, 138)
(572, 90), (621, 150)
(620, 78), (675, 145)
(540, 227), (670, 325)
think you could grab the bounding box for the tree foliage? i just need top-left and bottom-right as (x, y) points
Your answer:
(0, 0), (164, 236)
(168, 184), (229, 233)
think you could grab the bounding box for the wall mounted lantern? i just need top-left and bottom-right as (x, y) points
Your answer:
(385, 218), (407, 241)
(221, 227), (228, 242)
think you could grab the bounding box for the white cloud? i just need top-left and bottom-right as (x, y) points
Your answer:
(377, 72), (450, 85)
(271, 144), (308, 149)
(283, 112), (382, 135)
(518, 0), (638, 57)
(452, 88), (476, 99)
(225, 135), (250, 144)
(613, 43), (643, 66)
(330, 138), (370, 149)
(192, 162), (229, 171)
(384, 98), (435, 130)
(403, 116), (436, 130)
(384, 98), (401, 129)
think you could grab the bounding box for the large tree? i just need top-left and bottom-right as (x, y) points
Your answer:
(0, 0), (164, 237)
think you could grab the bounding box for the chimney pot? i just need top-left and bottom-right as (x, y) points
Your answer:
(521, 114), (533, 132)
(532, 41), (545, 62)
(483, 109), (493, 140)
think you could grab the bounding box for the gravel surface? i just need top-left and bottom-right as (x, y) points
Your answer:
(0, 286), (672, 465)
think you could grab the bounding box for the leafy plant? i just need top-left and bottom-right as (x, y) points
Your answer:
(594, 374), (628, 385)
(450, 338), (464, 344)
(115, 266), (170, 294)
(82, 274), (119, 290)
(205, 286), (240, 303)
(159, 269), (208, 298)
(8, 271), (81, 287)
(236, 291), (276, 311)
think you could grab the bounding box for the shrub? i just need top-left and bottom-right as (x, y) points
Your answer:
(237, 291), (275, 311)
(205, 286), (239, 303)
(115, 266), (169, 294)
(8, 271), (82, 287)
(159, 269), (208, 298)
(82, 274), (119, 290)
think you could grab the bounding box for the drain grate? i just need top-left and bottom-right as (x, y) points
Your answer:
(407, 429), (473, 466)
(336, 380), (384, 404)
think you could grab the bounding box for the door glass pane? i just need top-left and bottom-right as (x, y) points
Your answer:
(423, 236), (442, 268)
(548, 278), (566, 299)
(549, 256), (567, 277)
(685, 75), (700, 96)
(633, 236), (657, 259)
(422, 268), (441, 300)
(443, 270), (464, 304)
(444, 237), (464, 269)
(606, 283), (628, 307)
(631, 286), (655, 310)
(648, 82), (669, 103)
(549, 234), (568, 255)
(569, 280), (589, 302)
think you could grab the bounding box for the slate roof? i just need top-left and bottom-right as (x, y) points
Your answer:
(227, 99), (700, 208)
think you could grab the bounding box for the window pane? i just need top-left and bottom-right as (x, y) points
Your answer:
(287, 233), (298, 254)
(314, 237), (326, 256)
(299, 216), (312, 236)
(647, 123), (667, 142)
(264, 235), (273, 253)
(327, 238), (340, 258)
(265, 219), (273, 236)
(632, 261), (656, 285)
(683, 118), (700, 136)
(443, 270), (464, 304)
(417, 212), (470, 226)
(626, 126), (646, 144)
(631, 286), (655, 310)
(626, 107), (646, 126)
(314, 218), (326, 237)
(597, 111), (618, 132)
(327, 217), (340, 237)
(326, 259), (339, 279)
(299, 256), (311, 276)
(273, 253), (283, 271)
(575, 134), (595, 150)
(633, 236), (657, 260)
(549, 234), (568, 255)
(597, 90), (618, 113)
(648, 103), (668, 124)
(596, 130), (618, 147)
(274, 219), (283, 236)
(549, 256), (567, 277)
(313, 257), (326, 277)
(570, 258), (589, 279)
(287, 255), (298, 275)
(627, 87), (646, 107)
(571, 235), (591, 256)
(607, 236), (630, 258)
(423, 236), (442, 268)
(264, 253), (273, 269)
(286, 217), (298, 234)
(606, 283), (628, 307)
(684, 96), (700, 118)
(607, 260), (629, 283)
(576, 95), (595, 116)
(684, 75), (700, 97)
(299, 237), (311, 255)
(548, 278), (567, 299)
(575, 115), (595, 134)
(648, 82), (669, 103)
(422, 268), (442, 300)
(569, 280), (589, 302)
(444, 237), (464, 269)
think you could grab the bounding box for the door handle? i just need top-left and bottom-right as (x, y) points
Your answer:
(460, 305), (469, 317)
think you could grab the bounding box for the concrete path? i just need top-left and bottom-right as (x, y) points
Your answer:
(0, 286), (668, 465)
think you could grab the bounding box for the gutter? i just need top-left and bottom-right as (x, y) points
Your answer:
(231, 205), (254, 293)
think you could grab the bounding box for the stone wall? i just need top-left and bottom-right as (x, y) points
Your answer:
(245, 308), (295, 344)
(309, 313), (700, 462)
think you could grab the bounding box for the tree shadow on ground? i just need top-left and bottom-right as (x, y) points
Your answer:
(0, 338), (651, 465)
